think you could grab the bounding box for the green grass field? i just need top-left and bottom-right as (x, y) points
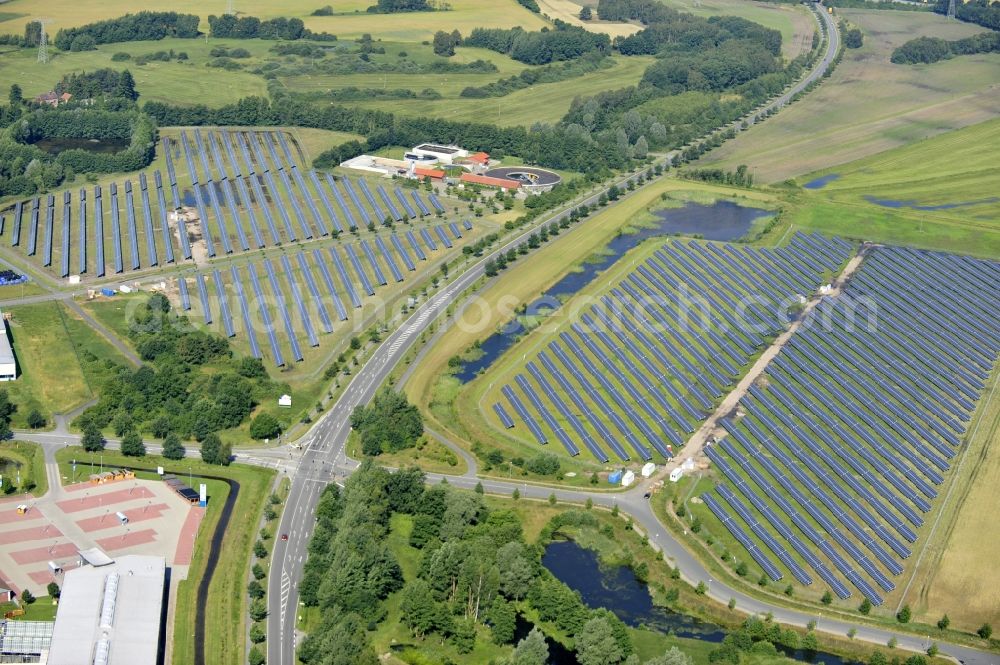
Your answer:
(300, 54), (655, 127)
(3, 301), (129, 426)
(0, 0), (548, 40)
(778, 117), (1000, 259)
(698, 9), (1000, 183)
(54, 447), (274, 665)
(0, 39), (269, 105)
(0, 440), (47, 496)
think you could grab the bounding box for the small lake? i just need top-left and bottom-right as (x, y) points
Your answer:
(863, 195), (1000, 211)
(542, 540), (853, 665)
(31, 137), (129, 155)
(454, 200), (772, 383)
(802, 174), (840, 190)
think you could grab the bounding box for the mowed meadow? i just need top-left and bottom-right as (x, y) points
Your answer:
(697, 8), (1000, 183)
(0, 0), (547, 38)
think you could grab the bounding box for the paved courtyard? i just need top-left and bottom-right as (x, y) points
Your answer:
(0, 474), (202, 597)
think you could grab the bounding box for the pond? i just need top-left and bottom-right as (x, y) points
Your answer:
(31, 137), (129, 155)
(453, 200), (772, 383)
(862, 195), (999, 211)
(802, 174), (840, 190)
(542, 540), (854, 665)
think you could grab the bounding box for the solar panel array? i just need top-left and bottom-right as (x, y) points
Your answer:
(1, 129), (463, 278)
(701, 245), (1000, 605)
(493, 233), (852, 462)
(180, 224), (472, 366)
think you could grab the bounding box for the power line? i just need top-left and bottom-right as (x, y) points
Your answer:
(36, 18), (52, 64)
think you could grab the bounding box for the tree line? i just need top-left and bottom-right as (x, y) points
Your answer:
(53, 12), (200, 51)
(934, 0), (1000, 30)
(891, 31), (1000, 64)
(207, 14), (336, 42)
(463, 21), (611, 65)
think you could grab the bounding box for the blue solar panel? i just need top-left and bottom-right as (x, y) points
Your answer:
(244, 171), (281, 246)
(138, 174), (159, 267)
(359, 239), (388, 286)
(342, 178), (372, 226)
(448, 222), (462, 239)
(703, 492), (784, 582)
(212, 269), (235, 338)
(194, 130), (234, 255)
(42, 195), (54, 266)
(327, 175), (357, 230)
(230, 265), (263, 360)
(297, 252), (335, 333)
(312, 249), (349, 320)
(435, 225), (452, 249)
(281, 255), (319, 347)
(58, 191), (69, 275)
(247, 263), (284, 367)
(326, 247), (361, 309)
(309, 170), (341, 234)
(428, 192), (445, 212)
(123, 181), (141, 270)
(405, 231), (426, 261)
(206, 132), (250, 252)
(501, 385), (546, 443)
(263, 258), (304, 362)
(526, 360), (608, 461)
(420, 227), (438, 251)
(391, 234), (416, 271)
(10, 201), (22, 247)
(376, 235), (405, 282)
(395, 187), (416, 218)
(493, 403), (515, 429)
(410, 191), (430, 216)
(179, 131), (216, 257)
(196, 273), (213, 324)
(247, 133), (297, 241)
(356, 178), (386, 223)
(78, 188), (87, 274)
(376, 184), (401, 221)
(153, 172), (175, 264)
(462, 219), (473, 231)
(346, 244), (376, 295)
(27, 198), (39, 256)
(260, 132), (314, 240)
(94, 187), (105, 277)
(178, 276), (191, 310)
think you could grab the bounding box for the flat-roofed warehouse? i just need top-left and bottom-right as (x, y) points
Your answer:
(0, 308), (15, 381)
(47, 555), (165, 665)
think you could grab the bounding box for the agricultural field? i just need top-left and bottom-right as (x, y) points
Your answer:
(0, 0), (548, 38)
(782, 117), (1000, 260)
(680, 247), (1000, 616)
(698, 9), (1000, 183)
(0, 38), (270, 106)
(290, 53), (656, 127)
(535, 0), (644, 37)
(2, 301), (130, 426)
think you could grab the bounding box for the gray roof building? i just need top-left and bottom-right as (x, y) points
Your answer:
(47, 555), (165, 665)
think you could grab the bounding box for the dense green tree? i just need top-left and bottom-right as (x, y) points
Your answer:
(859, 597), (872, 615)
(577, 616), (625, 665)
(247, 579), (265, 599)
(497, 541), (534, 599)
(489, 597), (517, 644)
(978, 624), (993, 639)
(120, 430), (146, 457)
(82, 425), (105, 452)
(580, 6), (593, 19)
(249, 412), (282, 440)
(646, 647), (693, 665)
(937, 614), (950, 630)
(248, 646), (265, 665)
(897, 605), (911, 623)
(20, 589), (34, 604)
(26, 409), (46, 429)
(512, 627), (549, 665)
(46, 582), (60, 598)
(162, 432), (185, 460)
(201, 433), (222, 464)
(8, 84), (22, 107)
(350, 389), (423, 455)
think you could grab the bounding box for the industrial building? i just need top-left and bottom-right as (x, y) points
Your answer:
(47, 555), (165, 665)
(0, 310), (15, 381)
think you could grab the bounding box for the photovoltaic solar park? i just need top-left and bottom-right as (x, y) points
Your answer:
(490, 232), (853, 462)
(482, 230), (1000, 605)
(0, 129), (452, 278)
(699, 246), (1000, 605)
